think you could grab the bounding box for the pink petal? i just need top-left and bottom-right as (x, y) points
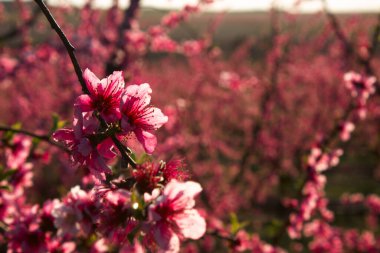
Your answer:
(121, 117), (134, 133)
(88, 154), (111, 181)
(75, 94), (93, 112)
(164, 180), (202, 210)
(153, 222), (180, 253)
(83, 68), (100, 95)
(102, 108), (121, 123)
(97, 138), (116, 160)
(141, 107), (168, 130)
(173, 209), (206, 240)
(73, 107), (84, 139)
(100, 71), (124, 96)
(77, 138), (92, 157)
(122, 83), (152, 111)
(82, 112), (99, 134)
(52, 129), (75, 142)
(134, 128), (157, 154)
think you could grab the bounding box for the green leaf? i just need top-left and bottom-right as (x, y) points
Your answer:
(136, 153), (152, 164)
(32, 137), (42, 146)
(229, 213), (248, 235)
(264, 219), (284, 238)
(50, 114), (66, 133)
(0, 169), (17, 181)
(11, 122), (22, 130)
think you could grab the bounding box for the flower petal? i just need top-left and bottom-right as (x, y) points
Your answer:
(75, 94), (93, 112)
(173, 209), (206, 240)
(83, 68), (100, 95)
(140, 107), (168, 130)
(101, 71), (125, 97)
(52, 129), (75, 143)
(121, 83), (152, 112)
(97, 138), (116, 160)
(134, 128), (157, 154)
(153, 222), (180, 253)
(163, 180), (202, 210)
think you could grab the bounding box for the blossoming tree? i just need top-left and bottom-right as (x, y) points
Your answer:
(0, 0), (380, 252)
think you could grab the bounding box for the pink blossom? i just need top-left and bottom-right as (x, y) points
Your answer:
(233, 230), (252, 252)
(150, 36), (178, 53)
(90, 239), (108, 253)
(148, 25), (165, 37)
(344, 71), (376, 100)
(0, 56), (17, 75)
(126, 30), (148, 55)
(339, 121), (355, 142)
(53, 110), (114, 180)
(133, 160), (188, 193)
(6, 205), (47, 253)
(75, 68), (125, 123)
(8, 163), (34, 196)
(147, 180), (206, 253)
(5, 134), (32, 169)
(219, 71), (241, 90)
(366, 194), (380, 214)
(161, 12), (184, 28)
(181, 40), (204, 57)
(120, 83), (168, 153)
(120, 239), (145, 253)
(52, 186), (97, 237)
(95, 188), (137, 244)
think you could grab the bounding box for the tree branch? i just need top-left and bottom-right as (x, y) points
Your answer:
(33, 0), (88, 94)
(0, 7), (41, 43)
(33, 0), (137, 168)
(0, 125), (69, 153)
(105, 0), (141, 74)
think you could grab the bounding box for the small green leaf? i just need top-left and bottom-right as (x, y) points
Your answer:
(229, 213), (249, 235)
(0, 169), (17, 181)
(264, 219), (284, 238)
(136, 153), (152, 164)
(50, 114), (66, 133)
(32, 137), (42, 146)
(11, 122), (22, 130)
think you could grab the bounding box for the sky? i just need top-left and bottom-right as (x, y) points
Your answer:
(45, 0), (380, 13)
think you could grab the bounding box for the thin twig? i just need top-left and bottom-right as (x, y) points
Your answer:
(33, 0), (88, 94)
(322, 0), (353, 59)
(105, 0), (141, 74)
(0, 7), (41, 42)
(206, 231), (237, 244)
(0, 125), (69, 153)
(111, 136), (136, 167)
(33, 0), (137, 168)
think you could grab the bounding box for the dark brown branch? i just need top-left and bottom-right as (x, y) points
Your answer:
(0, 7), (41, 42)
(33, 0), (88, 94)
(33, 0), (137, 168)
(322, 0), (353, 59)
(232, 8), (286, 185)
(322, 0), (380, 91)
(368, 13), (380, 62)
(0, 125), (69, 153)
(206, 231), (237, 244)
(105, 0), (141, 75)
(111, 136), (136, 167)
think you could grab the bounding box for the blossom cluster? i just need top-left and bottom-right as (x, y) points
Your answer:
(53, 69), (168, 180)
(287, 72), (377, 240)
(0, 69), (206, 252)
